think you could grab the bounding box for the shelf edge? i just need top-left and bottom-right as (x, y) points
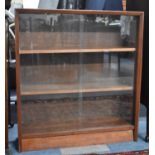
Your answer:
(19, 48), (136, 54)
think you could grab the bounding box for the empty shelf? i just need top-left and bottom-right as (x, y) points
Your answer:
(19, 48), (136, 54)
(21, 76), (133, 96)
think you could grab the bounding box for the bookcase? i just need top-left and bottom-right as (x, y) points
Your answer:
(15, 9), (144, 151)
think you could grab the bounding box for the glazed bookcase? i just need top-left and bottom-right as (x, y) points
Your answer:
(15, 9), (144, 152)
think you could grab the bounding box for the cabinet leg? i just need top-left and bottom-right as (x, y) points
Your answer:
(133, 131), (138, 141)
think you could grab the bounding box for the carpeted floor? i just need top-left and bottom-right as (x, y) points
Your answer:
(100, 150), (149, 155)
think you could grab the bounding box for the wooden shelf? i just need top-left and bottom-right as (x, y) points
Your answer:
(19, 47), (136, 54)
(22, 95), (134, 138)
(21, 85), (132, 96)
(21, 77), (133, 96)
(23, 117), (134, 138)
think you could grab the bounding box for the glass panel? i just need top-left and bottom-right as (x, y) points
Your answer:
(20, 53), (135, 95)
(20, 52), (135, 137)
(19, 14), (138, 51)
(18, 12), (138, 137)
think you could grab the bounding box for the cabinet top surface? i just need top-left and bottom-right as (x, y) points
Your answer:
(16, 9), (144, 16)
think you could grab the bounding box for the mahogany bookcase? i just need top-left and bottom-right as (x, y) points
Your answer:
(15, 9), (144, 152)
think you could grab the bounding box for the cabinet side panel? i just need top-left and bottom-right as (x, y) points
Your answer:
(133, 13), (144, 140)
(15, 12), (22, 151)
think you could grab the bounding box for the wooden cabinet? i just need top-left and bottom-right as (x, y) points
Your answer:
(15, 9), (144, 152)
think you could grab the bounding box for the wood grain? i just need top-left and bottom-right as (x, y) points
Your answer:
(15, 13), (23, 151)
(21, 130), (133, 151)
(21, 85), (133, 96)
(16, 9), (143, 16)
(22, 117), (134, 138)
(19, 48), (136, 54)
(133, 13), (144, 141)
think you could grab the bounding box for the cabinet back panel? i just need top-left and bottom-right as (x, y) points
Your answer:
(21, 94), (134, 138)
(19, 14), (138, 50)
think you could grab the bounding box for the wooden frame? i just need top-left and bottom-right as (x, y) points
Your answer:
(133, 11), (144, 141)
(15, 9), (144, 152)
(5, 18), (9, 150)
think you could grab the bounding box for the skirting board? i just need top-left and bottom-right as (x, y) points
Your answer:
(20, 130), (133, 152)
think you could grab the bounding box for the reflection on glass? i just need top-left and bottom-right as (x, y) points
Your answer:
(19, 13), (138, 137)
(19, 14), (138, 51)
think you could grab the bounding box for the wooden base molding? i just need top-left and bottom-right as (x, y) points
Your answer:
(20, 130), (133, 152)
